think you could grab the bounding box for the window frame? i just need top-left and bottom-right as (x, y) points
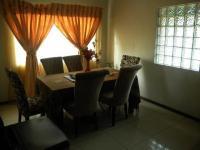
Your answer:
(154, 2), (200, 72)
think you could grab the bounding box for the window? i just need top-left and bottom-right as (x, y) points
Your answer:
(15, 25), (96, 66)
(154, 3), (200, 71)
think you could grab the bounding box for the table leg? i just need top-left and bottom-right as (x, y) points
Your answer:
(45, 93), (64, 128)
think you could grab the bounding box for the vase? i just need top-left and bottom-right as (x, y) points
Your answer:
(85, 59), (91, 72)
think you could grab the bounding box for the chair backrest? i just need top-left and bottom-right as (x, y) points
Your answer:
(63, 55), (83, 72)
(120, 55), (140, 67)
(40, 57), (64, 75)
(5, 68), (29, 113)
(113, 65), (142, 105)
(74, 70), (109, 116)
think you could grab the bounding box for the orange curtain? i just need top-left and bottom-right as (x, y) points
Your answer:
(0, 0), (54, 96)
(55, 4), (102, 50)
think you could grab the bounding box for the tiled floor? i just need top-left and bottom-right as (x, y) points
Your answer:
(0, 100), (200, 150)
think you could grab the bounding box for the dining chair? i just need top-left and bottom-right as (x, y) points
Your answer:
(64, 70), (109, 136)
(5, 68), (45, 122)
(120, 55), (140, 67)
(63, 55), (83, 72)
(40, 57), (64, 75)
(100, 65), (142, 126)
(120, 55), (141, 113)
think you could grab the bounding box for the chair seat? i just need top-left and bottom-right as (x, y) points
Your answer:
(27, 97), (44, 114)
(65, 103), (100, 117)
(101, 92), (125, 106)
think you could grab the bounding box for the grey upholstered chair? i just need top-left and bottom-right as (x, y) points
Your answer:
(120, 55), (141, 113)
(40, 57), (64, 75)
(100, 65), (142, 126)
(63, 55), (83, 72)
(5, 68), (45, 122)
(64, 70), (109, 136)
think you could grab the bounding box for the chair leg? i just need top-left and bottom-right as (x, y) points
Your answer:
(93, 112), (98, 130)
(124, 103), (128, 119)
(74, 117), (78, 137)
(25, 116), (29, 121)
(18, 110), (22, 123)
(109, 106), (112, 111)
(136, 105), (139, 113)
(41, 112), (45, 116)
(111, 106), (116, 126)
(99, 103), (106, 112)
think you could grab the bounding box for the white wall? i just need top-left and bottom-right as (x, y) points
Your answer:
(109, 0), (200, 119)
(0, 0), (108, 102)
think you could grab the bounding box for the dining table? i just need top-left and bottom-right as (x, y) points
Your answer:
(37, 68), (141, 127)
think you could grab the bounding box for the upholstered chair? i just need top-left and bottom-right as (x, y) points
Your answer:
(120, 55), (141, 113)
(120, 55), (140, 67)
(100, 65), (142, 126)
(40, 57), (64, 75)
(5, 68), (45, 122)
(63, 55), (83, 72)
(64, 70), (109, 136)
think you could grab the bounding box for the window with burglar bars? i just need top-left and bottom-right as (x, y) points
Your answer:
(154, 3), (200, 72)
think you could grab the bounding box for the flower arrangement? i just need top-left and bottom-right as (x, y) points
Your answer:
(82, 47), (95, 61)
(81, 47), (96, 71)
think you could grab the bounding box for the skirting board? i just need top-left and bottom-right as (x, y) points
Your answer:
(0, 99), (15, 105)
(141, 96), (200, 122)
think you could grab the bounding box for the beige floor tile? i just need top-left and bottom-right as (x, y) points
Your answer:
(0, 102), (18, 125)
(71, 131), (126, 150)
(1, 100), (199, 150)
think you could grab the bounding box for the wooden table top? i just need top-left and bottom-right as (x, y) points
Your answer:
(37, 68), (118, 91)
